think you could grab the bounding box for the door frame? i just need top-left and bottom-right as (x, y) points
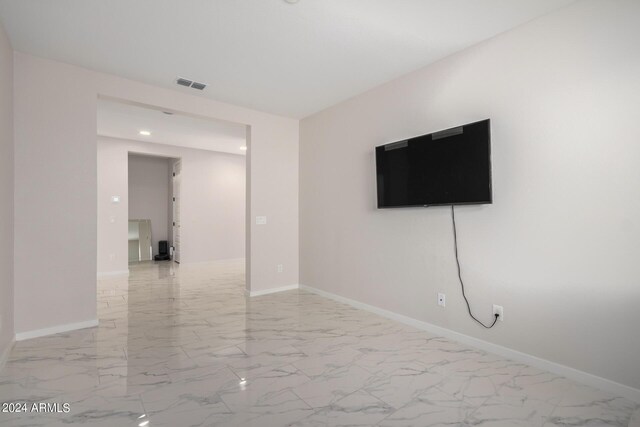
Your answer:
(171, 159), (181, 263)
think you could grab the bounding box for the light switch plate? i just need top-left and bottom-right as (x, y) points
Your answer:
(111, 195), (121, 204)
(256, 216), (267, 225)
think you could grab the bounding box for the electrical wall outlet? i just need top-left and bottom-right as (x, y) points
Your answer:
(493, 304), (504, 321)
(437, 293), (446, 307)
(276, 264), (283, 273)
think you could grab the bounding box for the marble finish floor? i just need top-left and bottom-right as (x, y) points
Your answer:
(1, 260), (638, 426)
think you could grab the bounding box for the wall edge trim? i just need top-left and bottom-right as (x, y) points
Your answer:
(299, 284), (640, 403)
(15, 319), (99, 341)
(249, 284), (299, 297)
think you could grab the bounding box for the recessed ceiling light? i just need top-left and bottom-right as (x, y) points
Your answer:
(240, 146), (248, 151)
(139, 130), (151, 136)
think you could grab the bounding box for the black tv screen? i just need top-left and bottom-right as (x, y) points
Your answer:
(376, 119), (492, 208)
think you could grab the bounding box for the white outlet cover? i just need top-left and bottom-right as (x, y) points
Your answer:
(493, 304), (504, 321)
(256, 216), (267, 225)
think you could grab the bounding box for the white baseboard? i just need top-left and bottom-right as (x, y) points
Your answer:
(299, 284), (640, 403)
(178, 258), (245, 266)
(15, 319), (99, 341)
(97, 270), (129, 279)
(0, 338), (15, 371)
(249, 284), (299, 297)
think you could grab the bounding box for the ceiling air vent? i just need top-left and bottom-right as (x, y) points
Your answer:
(190, 81), (207, 90)
(176, 77), (192, 87)
(176, 77), (207, 91)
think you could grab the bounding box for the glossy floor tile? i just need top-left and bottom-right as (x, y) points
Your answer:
(0, 260), (638, 426)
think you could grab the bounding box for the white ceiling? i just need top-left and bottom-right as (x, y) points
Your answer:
(0, 0), (575, 118)
(97, 99), (247, 155)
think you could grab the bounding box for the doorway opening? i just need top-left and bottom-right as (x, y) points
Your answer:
(96, 97), (248, 280)
(127, 153), (180, 265)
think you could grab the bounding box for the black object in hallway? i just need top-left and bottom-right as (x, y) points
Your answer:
(154, 240), (171, 261)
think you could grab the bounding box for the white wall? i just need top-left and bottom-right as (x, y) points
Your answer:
(300, 0), (640, 391)
(14, 56), (98, 335)
(98, 137), (246, 274)
(128, 154), (172, 256)
(0, 20), (14, 361)
(97, 140), (128, 275)
(14, 52), (298, 335)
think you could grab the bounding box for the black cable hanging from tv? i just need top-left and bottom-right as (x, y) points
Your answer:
(451, 205), (499, 329)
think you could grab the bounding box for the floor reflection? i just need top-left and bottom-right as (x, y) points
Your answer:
(0, 259), (637, 426)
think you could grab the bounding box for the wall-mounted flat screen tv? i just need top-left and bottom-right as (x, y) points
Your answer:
(376, 119), (492, 208)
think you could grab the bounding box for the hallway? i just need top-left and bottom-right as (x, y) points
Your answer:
(0, 261), (637, 426)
